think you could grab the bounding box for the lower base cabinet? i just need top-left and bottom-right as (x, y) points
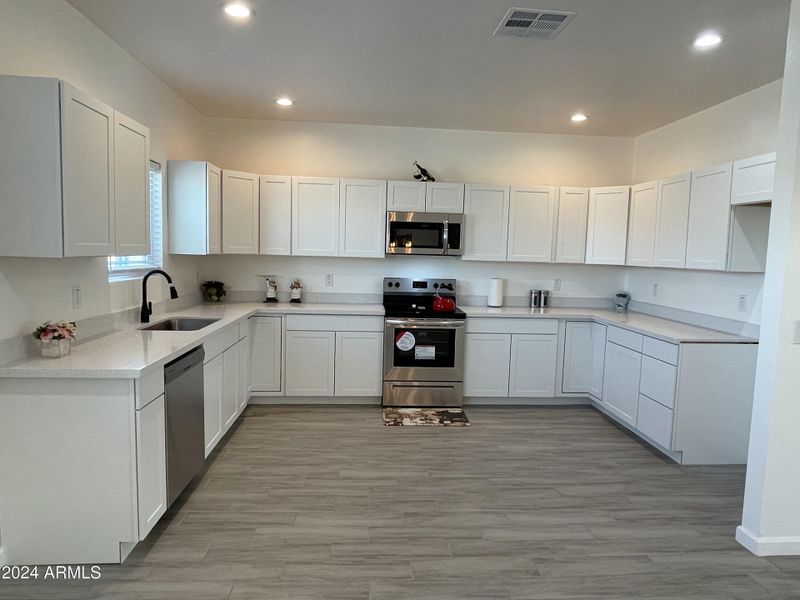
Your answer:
(250, 316), (282, 393)
(203, 353), (223, 456)
(334, 332), (383, 396)
(464, 330), (558, 398)
(285, 331), (336, 396)
(135, 394), (167, 540)
(636, 393), (674, 448)
(602, 341), (642, 426)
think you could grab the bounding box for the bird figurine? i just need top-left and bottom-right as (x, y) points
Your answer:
(412, 161), (435, 182)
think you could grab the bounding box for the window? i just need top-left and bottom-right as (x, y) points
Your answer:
(108, 161), (163, 280)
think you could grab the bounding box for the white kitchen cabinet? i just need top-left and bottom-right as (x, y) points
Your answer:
(640, 355), (677, 409)
(636, 394), (674, 449)
(334, 332), (383, 396)
(387, 180), (426, 211)
(222, 169), (259, 254)
(135, 394), (166, 541)
(339, 178), (387, 258)
(426, 182), (465, 212)
(250, 316), (283, 393)
(585, 186), (630, 265)
(562, 321), (593, 393)
(555, 187), (589, 263)
(113, 112), (150, 256)
(222, 342), (239, 430)
(653, 173), (691, 268)
(168, 161), (221, 255)
(728, 204), (770, 273)
(462, 184), (511, 261)
(507, 186), (557, 262)
(464, 333), (511, 396)
(626, 181), (657, 267)
(590, 323), (607, 400)
(285, 330), (336, 396)
(602, 341), (642, 426)
(509, 334), (558, 397)
(203, 353), (224, 457)
(259, 175), (292, 255)
(292, 177), (340, 256)
(685, 162), (732, 271)
(60, 81), (116, 257)
(237, 334), (250, 412)
(731, 152), (776, 205)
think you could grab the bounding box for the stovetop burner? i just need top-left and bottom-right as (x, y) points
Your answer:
(382, 277), (465, 320)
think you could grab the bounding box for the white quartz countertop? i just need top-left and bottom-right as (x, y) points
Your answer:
(0, 302), (754, 379)
(462, 306), (756, 344)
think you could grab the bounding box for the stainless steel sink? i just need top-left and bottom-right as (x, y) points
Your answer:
(140, 317), (221, 331)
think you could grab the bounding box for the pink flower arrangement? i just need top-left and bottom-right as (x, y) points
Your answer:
(33, 321), (77, 341)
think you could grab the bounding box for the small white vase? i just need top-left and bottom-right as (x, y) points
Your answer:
(40, 338), (71, 358)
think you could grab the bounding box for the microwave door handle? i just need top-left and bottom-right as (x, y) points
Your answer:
(442, 218), (449, 255)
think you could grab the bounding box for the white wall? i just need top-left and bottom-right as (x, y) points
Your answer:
(623, 79), (782, 327)
(0, 0), (203, 341)
(632, 80), (782, 182)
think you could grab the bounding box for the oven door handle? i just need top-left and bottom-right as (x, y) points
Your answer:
(385, 319), (466, 328)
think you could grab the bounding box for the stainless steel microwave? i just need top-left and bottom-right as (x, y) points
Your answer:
(385, 212), (463, 256)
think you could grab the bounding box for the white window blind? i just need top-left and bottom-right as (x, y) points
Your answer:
(108, 161), (163, 278)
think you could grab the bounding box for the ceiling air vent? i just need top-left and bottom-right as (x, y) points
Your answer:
(493, 8), (576, 39)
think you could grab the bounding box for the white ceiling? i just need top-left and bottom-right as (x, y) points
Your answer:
(67, 0), (789, 136)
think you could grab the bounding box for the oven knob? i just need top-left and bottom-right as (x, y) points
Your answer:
(387, 282), (393, 288)
(394, 281), (401, 287)
(433, 283), (439, 289)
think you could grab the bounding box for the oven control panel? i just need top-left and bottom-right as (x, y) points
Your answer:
(383, 278), (457, 294)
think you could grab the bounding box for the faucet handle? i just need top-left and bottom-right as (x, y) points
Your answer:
(147, 301), (153, 316)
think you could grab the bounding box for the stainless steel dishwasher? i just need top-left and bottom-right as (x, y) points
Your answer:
(163, 346), (205, 507)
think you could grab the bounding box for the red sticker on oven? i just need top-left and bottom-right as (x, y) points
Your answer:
(395, 331), (416, 351)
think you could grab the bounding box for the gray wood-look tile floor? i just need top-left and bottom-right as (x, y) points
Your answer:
(4, 405), (800, 599)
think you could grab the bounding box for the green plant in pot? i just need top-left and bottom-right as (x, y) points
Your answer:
(201, 281), (227, 303)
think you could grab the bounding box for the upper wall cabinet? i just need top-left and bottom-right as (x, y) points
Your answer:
(292, 177), (340, 256)
(387, 181), (426, 212)
(222, 170), (259, 255)
(555, 187), (589, 264)
(507, 186), (557, 262)
(462, 184), (510, 261)
(426, 182), (465, 213)
(113, 112), (150, 256)
(0, 76), (150, 258)
(259, 175), (292, 256)
(169, 161), (221, 255)
(653, 173), (691, 269)
(685, 163), (732, 271)
(387, 181), (464, 213)
(585, 186), (630, 265)
(339, 179), (387, 258)
(731, 152), (777, 205)
(626, 181), (658, 267)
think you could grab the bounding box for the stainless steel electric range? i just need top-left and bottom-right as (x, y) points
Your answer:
(382, 277), (466, 407)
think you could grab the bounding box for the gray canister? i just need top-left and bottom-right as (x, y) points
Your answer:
(539, 290), (550, 308)
(530, 290), (542, 308)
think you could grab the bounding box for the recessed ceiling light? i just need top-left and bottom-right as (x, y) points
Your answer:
(276, 97), (293, 107)
(694, 31), (723, 49)
(571, 113), (589, 123)
(223, 2), (253, 19)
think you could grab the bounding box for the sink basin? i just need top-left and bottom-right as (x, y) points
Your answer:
(140, 317), (221, 331)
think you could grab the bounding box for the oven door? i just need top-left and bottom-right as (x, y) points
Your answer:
(386, 212), (446, 255)
(384, 318), (465, 382)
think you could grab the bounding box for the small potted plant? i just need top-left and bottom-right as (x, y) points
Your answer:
(33, 321), (77, 358)
(201, 281), (227, 303)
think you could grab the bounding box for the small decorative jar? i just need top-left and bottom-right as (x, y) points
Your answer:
(33, 321), (77, 358)
(40, 338), (72, 358)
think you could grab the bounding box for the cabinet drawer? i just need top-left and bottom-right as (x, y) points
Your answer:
(203, 326), (239, 362)
(637, 394), (674, 449)
(639, 355), (677, 409)
(642, 337), (678, 365)
(465, 318), (558, 335)
(606, 325), (643, 352)
(285, 315), (383, 332)
(135, 368), (165, 410)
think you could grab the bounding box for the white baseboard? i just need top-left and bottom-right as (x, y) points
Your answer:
(736, 525), (800, 556)
(248, 396), (381, 406)
(463, 397), (591, 406)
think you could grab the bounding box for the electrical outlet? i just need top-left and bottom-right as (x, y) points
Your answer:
(652, 283), (659, 297)
(738, 295), (748, 312)
(325, 274), (334, 287)
(552, 278), (562, 292)
(71, 286), (82, 310)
